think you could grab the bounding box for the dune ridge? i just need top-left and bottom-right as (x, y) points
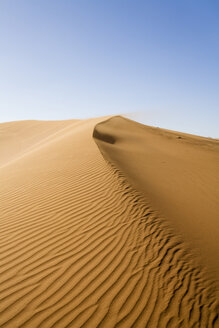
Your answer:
(0, 117), (218, 327)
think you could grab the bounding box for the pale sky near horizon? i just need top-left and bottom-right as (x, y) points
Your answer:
(0, 1), (219, 137)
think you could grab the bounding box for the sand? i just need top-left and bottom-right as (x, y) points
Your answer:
(0, 116), (218, 327)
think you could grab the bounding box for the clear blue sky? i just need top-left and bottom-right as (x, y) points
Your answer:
(0, 0), (219, 137)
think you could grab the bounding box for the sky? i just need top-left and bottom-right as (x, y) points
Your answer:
(0, 0), (219, 137)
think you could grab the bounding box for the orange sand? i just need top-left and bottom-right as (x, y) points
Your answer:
(0, 116), (218, 327)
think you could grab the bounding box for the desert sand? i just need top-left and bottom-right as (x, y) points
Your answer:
(0, 116), (218, 327)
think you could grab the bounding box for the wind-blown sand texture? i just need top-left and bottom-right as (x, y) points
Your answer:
(0, 116), (218, 327)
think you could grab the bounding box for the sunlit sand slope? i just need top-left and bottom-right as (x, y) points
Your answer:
(94, 116), (219, 290)
(0, 117), (218, 327)
(0, 120), (78, 168)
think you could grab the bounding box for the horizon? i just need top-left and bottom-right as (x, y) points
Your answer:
(1, 0), (219, 137)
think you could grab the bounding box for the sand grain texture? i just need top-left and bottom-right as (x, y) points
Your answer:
(0, 117), (218, 327)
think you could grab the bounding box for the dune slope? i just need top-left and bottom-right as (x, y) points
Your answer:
(94, 116), (219, 288)
(0, 117), (218, 327)
(0, 120), (79, 168)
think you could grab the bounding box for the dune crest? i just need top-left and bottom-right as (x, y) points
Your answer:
(0, 117), (218, 327)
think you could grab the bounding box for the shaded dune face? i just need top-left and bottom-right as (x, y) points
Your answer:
(93, 127), (115, 145)
(0, 117), (218, 327)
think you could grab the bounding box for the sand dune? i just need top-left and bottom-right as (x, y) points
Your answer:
(94, 117), (219, 288)
(0, 116), (218, 327)
(0, 120), (79, 168)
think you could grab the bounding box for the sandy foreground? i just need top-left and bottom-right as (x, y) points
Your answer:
(0, 116), (218, 327)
